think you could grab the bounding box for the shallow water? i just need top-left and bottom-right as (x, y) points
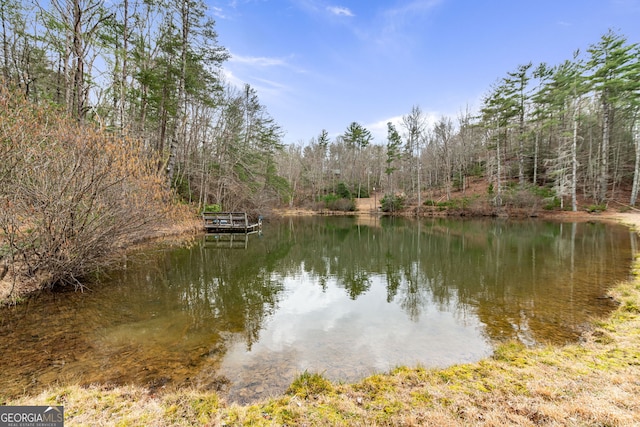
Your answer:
(0, 217), (633, 403)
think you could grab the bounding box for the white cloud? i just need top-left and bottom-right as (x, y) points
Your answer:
(222, 69), (245, 89)
(211, 6), (229, 20)
(367, 118), (399, 143)
(327, 5), (355, 17)
(251, 76), (290, 91)
(366, 115), (404, 143)
(366, 111), (441, 143)
(222, 68), (292, 101)
(229, 52), (307, 75)
(230, 54), (289, 67)
(380, 0), (440, 33)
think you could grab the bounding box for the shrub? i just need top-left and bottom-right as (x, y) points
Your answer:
(529, 185), (555, 199)
(317, 194), (355, 211)
(453, 172), (464, 191)
(328, 198), (356, 212)
(335, 182), (352, 199)
(319, 188), (356, 212)
(319, 193), (339, 205)
(586, 204), (607, 213)
(171, 172), (193, 203)
(381, 194), (405, 212)
(436, 200), (455, 208)
(356, 187), (370, 198)
(0, 87), (171, 290)
(543, 197), (561, 210)
(203, 204), (222, 213)
(502, 186), (539, 209)
(469, 162), (485, 177)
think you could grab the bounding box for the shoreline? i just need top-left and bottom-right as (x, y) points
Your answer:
(2, 211), (640, 425)
(0, 218), (202, 307)
(1, 209), (633, 307)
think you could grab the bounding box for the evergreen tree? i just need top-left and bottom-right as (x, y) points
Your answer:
(385, 122), (402, 197)
(342, 121), (372, 197)
(504, 62), (532, 185)
(587, 30), (638, 203)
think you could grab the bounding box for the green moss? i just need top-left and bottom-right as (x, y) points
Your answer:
(307, 404), (353, 426)
(45, 388), (72, 405)
(492, 341), (527, 364)
(610, 310), (638, 324)
(352, 374), (397, 399)
(410, 390), (433, 406)
(286, 371), (334, 399)
(621, 300), (640, 314)
(190, 396), (219, 424)
(374, 399), (404, 422)
(591, 329), (615, 345)
(437, 365), (473, 383)
(114, 415), (155, 427)
(592, 348), (640, 370)
(438, 397), (454, 407)
(163, 404), (179, 419)
(390, 366), (430, 387)
(472, 381), (491, 393)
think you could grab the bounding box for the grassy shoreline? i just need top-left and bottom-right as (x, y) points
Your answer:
(3, 214), (640, 426)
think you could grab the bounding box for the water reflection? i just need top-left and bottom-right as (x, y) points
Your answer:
(0, 217), (632, 403)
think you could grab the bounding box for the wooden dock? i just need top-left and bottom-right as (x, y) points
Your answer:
(202, 212), (262, 233)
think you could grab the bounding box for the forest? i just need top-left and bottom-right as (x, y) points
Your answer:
(0, 0), (639, 291)
(283, 31), (640, 214)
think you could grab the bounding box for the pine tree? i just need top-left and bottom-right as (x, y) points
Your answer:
(504, 63), (532, 185)
(385, 122), (402, 197)
(342, 121), (373, 197)
(587, 30), (638, 204)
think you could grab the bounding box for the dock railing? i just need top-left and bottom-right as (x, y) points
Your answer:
(202, 212), (261, 233)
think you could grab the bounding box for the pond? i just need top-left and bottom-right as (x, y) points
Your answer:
(0, 217), (634, 403)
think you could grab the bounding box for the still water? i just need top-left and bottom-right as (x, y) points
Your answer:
(0, 217), (634, 403)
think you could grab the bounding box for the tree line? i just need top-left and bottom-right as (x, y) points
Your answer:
(2, 0), (638, 215)
(280, 30), (640, 213)
(0, 0), (287, 214)
(1, 0), (639, 293)
(0, 0), (287, 293)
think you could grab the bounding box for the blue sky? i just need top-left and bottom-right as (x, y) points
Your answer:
(208, 0), (640, 144)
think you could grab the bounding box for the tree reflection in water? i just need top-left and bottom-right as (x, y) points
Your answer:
(0, 217), (632, 402)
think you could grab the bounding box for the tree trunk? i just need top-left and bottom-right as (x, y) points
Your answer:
(599, 99), (611, 204)
(1, 1), (9, 82)
(571, 104), (579, 212)
(166, 137), (177, 188)
(416, 146), (421, 214)
(631, 117), (640, 206)
(120, 0), (129, 132)
(533, 131), (539, 185)
(496, 126), (502, 206)
(72, 0), (85, 121)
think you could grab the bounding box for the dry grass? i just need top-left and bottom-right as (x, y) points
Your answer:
(4, 215), (640, 426)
